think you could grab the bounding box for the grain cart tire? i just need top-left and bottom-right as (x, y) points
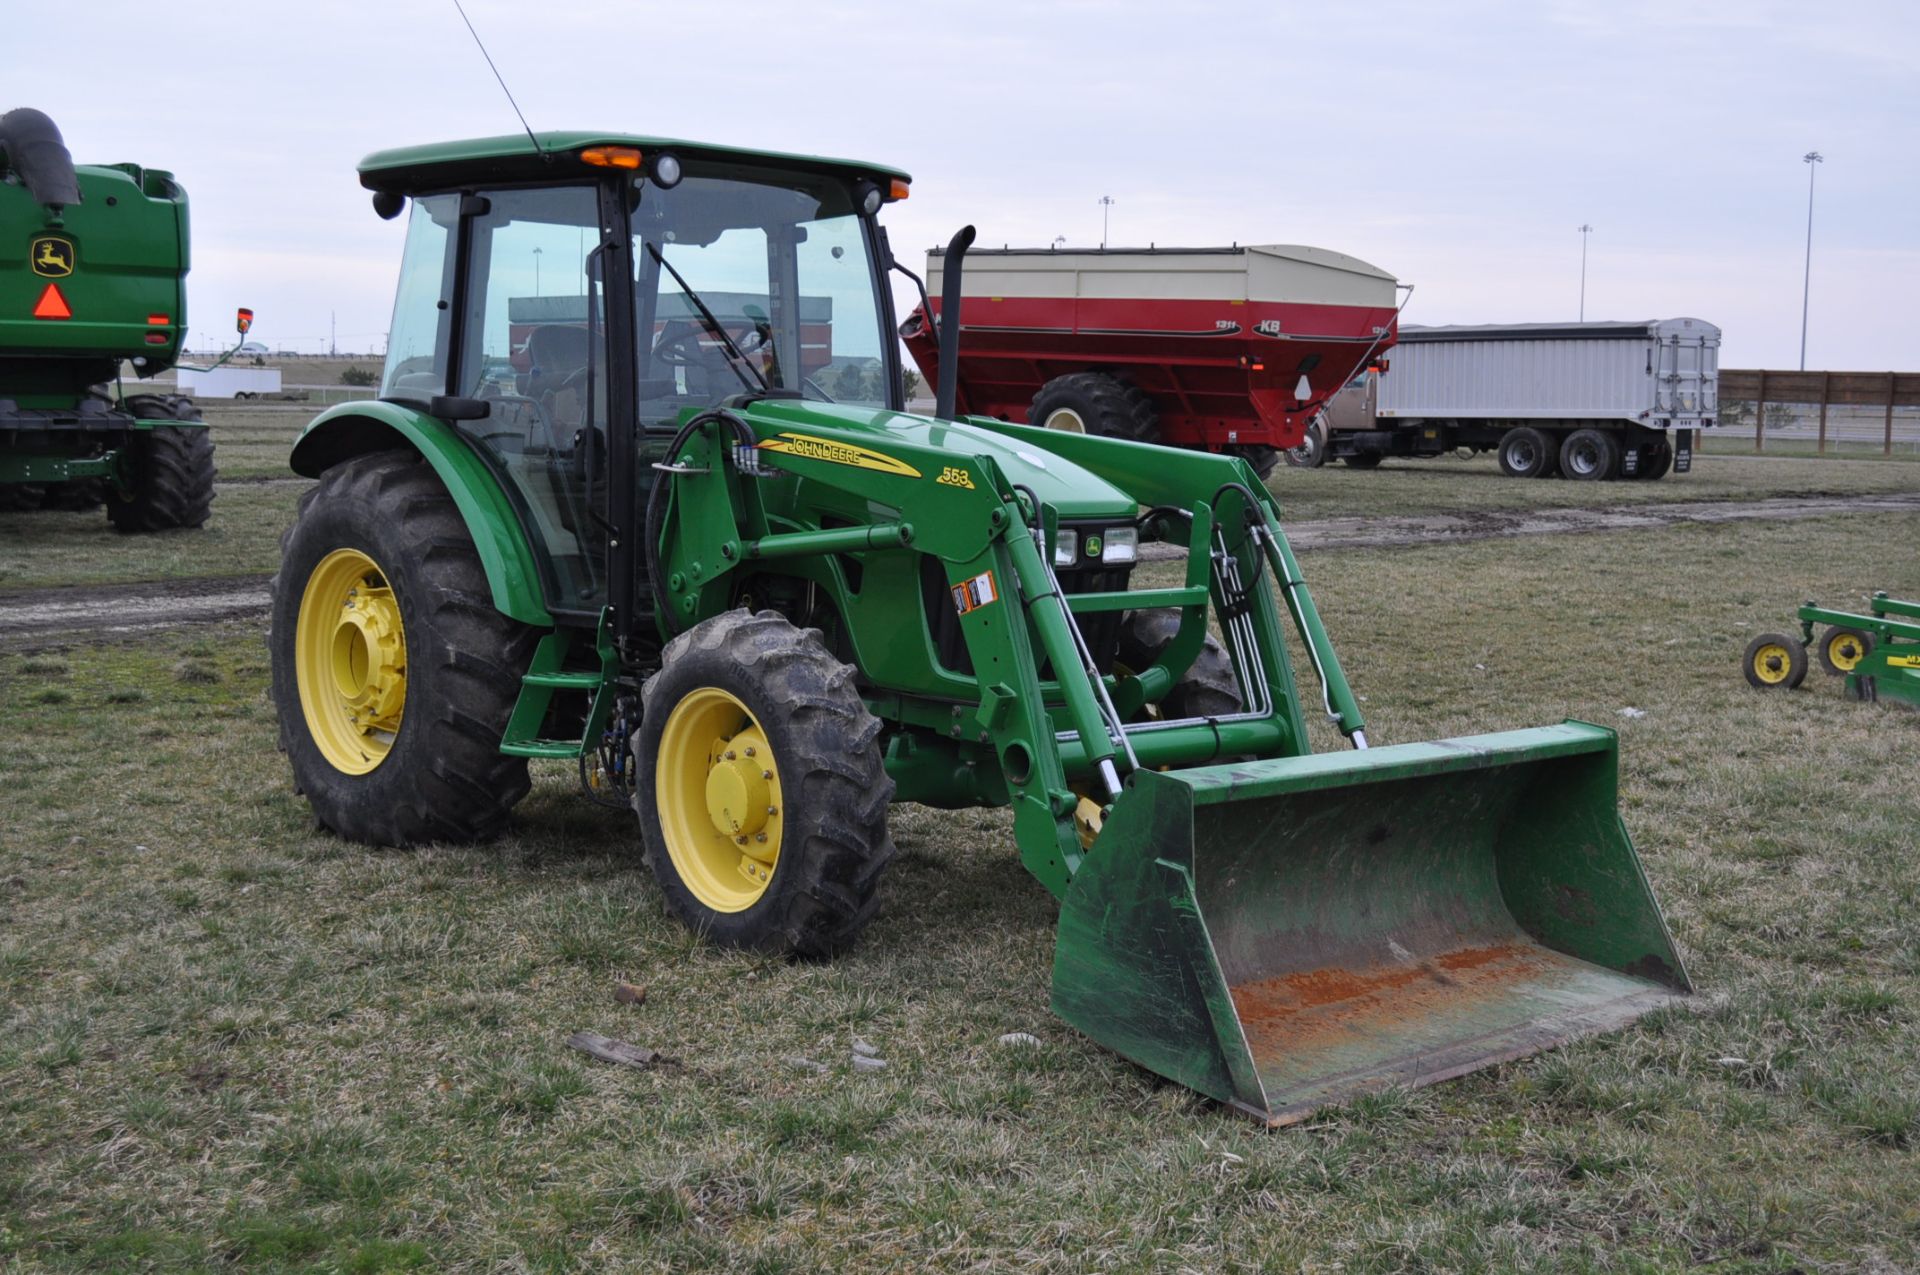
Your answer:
(1743, 632), (1808, 690)
(1341, 452), (1383, 470)
(1233, 445), (1282, 480)
(1029, 372), (1160, 444)
(1117, 608), (1242, 720)
(1497, 427), (1557, 479)
(1817, 626), (1874, 677)
(269, 450), (537, 845)
(1560, 428), (1620, 482)
(1283, 417), (1328, 469)
(108, 396), (215, 532)
(41, 479), (105, 511)
(635, 608), (896, 958)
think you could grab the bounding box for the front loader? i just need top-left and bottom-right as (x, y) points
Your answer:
(270, 132), (1689, 1124)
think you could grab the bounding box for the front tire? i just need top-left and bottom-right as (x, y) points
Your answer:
(635, 609), (895, 957)
(269, 450), (537, 845)
(1117, 608), (1242, 720)
(109, 395), (215, 532)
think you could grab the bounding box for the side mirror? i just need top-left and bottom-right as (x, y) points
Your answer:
(236, 307), (255, 336)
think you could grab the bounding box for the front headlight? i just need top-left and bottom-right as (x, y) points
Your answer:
(1053, 529), (1079, 567)
(1100, 526), (1138, 563)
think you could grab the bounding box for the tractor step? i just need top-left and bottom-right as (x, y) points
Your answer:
(500, 616), (618, 760)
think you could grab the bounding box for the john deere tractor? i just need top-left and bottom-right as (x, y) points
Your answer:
(0, 107), (219, 529)
(271, 131), (1690, 1124)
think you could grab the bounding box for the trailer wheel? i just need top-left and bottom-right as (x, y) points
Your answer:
(1029, 373), (1160, 444)
(270, 450), (538, 845)
(1631, 438), (1674, 481)
(1743, 633), (1808, 690)
(1817, 626), (1873, 676)
(1560, 428), (1620, 481)
(635, 609), (896, 957)
(108, 395), (215, 532)
(1496, 427), (1557, 479)
(1283, 418), (1328, 469)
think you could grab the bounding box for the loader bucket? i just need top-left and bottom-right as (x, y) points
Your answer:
(1052, 722), (1689, 1125)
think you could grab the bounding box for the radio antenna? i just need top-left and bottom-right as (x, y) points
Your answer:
(450, 0), (545, 157)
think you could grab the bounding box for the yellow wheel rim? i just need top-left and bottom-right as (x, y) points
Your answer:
(1827, 633), (1866, 672)
(656, 687), (785, 913)
(1751, 643), (1793, 686)
(294, 548), (407, 774)
(1044, 407), (1088, 433)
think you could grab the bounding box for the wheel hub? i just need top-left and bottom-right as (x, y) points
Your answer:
(294, 548), (408, 775)
(330, 587), (405, 724)
(658, 689), (785, 911)
(704, 729), (774, 839)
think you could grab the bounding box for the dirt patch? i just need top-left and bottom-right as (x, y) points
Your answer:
(0, 574), (272, 647)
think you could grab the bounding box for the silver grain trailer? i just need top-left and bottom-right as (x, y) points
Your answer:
(1295, 318), (1720, 481)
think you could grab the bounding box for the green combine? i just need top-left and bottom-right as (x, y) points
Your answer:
(270, 131), (1690, 1124)
(0, 107), (218, 529)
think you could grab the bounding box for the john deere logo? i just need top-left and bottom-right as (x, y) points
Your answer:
(30, 237), (74, 278)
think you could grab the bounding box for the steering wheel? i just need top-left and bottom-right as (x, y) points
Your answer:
(653, 320), (770, 367)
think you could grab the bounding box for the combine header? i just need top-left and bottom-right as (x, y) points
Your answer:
(271, 130), (1689, 1123)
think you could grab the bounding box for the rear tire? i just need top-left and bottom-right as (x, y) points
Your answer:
(1560, 428), (1620, 482)
(269, 450), (537, 845)
(1631, 438), (1674, 481)
(1028, 372), (1160, 444)
(108, 395), (215, 532)
(635, 609), (896, 957)
(1117, 608), (1242, 720)
(1497, 426), (1556, 479)
(1283, 417), (1328, 469)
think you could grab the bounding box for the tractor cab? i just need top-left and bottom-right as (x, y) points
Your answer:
(359, 134), (908, 621)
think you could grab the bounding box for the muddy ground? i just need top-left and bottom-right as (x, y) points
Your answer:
(4, 491), (1914, 647)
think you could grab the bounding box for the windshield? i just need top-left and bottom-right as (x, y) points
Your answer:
(631, 162), (890, 427)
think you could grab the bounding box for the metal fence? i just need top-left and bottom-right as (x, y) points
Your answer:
(1713, 369), (1920, 455)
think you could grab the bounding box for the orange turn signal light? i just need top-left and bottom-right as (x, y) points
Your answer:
(148, 314), (171, 326)
(580, 146), (643, 170)
(888, 178), (910, 201)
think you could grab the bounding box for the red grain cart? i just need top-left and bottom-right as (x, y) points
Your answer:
(902, 244), (1400, 476)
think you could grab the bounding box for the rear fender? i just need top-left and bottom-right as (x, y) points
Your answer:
(290, 401), (552, 626)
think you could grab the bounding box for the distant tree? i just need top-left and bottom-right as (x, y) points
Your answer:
(901, 368), (921, 401)
(1718, 399), (1753, 430)
(339, 365), (379, 387)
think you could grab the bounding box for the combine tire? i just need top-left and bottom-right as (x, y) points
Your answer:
(635, 609), (895, 957)
(1283, 417), (1328, 469)
(1743, 633), (1808, 690)
(1817, 626), (1873, 677)
(108, 395), (214, 532)
(269, 450), (537, 845)
(1117, 608), (1242, 720)
(1560, 428), (1620, 482)
(1497, 427), (1557, 479)
(1028, 372), (1160, 444)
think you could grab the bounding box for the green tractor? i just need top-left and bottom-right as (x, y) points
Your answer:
(271, 132), (1690, 1124)
(0, 107), (224, 529)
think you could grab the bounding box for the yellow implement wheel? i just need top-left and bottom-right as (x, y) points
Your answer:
(654, 687), (785, 913)
(1818, 626), (1873, 676)
(294, 547), (407, 774)
(1743, 632), (1807, 690)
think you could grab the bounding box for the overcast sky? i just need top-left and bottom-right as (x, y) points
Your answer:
(10, 0), (1915, 367)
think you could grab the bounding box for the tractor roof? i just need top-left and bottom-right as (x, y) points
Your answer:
(357, 131), (910, 193)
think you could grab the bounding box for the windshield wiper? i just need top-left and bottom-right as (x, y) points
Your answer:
(645, 243), (769, 395)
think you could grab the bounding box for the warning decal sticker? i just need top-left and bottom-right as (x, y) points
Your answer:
(950, 570), (999, 617)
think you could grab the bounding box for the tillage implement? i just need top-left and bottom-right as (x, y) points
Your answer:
(1745, 592), (1920, 708)
(271, 132), (1690, 1124)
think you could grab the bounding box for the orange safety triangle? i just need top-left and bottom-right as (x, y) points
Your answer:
(33, 283), (72, 319)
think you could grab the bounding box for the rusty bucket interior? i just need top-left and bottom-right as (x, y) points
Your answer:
(1052, 722), (1690, 1125)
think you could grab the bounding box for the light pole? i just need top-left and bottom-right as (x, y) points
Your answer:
(1099, 195), (1114, 249)
(532, 246), (543, 297)
(1799, 151), (1822, 371)
(1578, 224), (1593, 321)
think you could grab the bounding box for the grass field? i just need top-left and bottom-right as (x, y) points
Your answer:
(3, 472), (1919, 1269)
